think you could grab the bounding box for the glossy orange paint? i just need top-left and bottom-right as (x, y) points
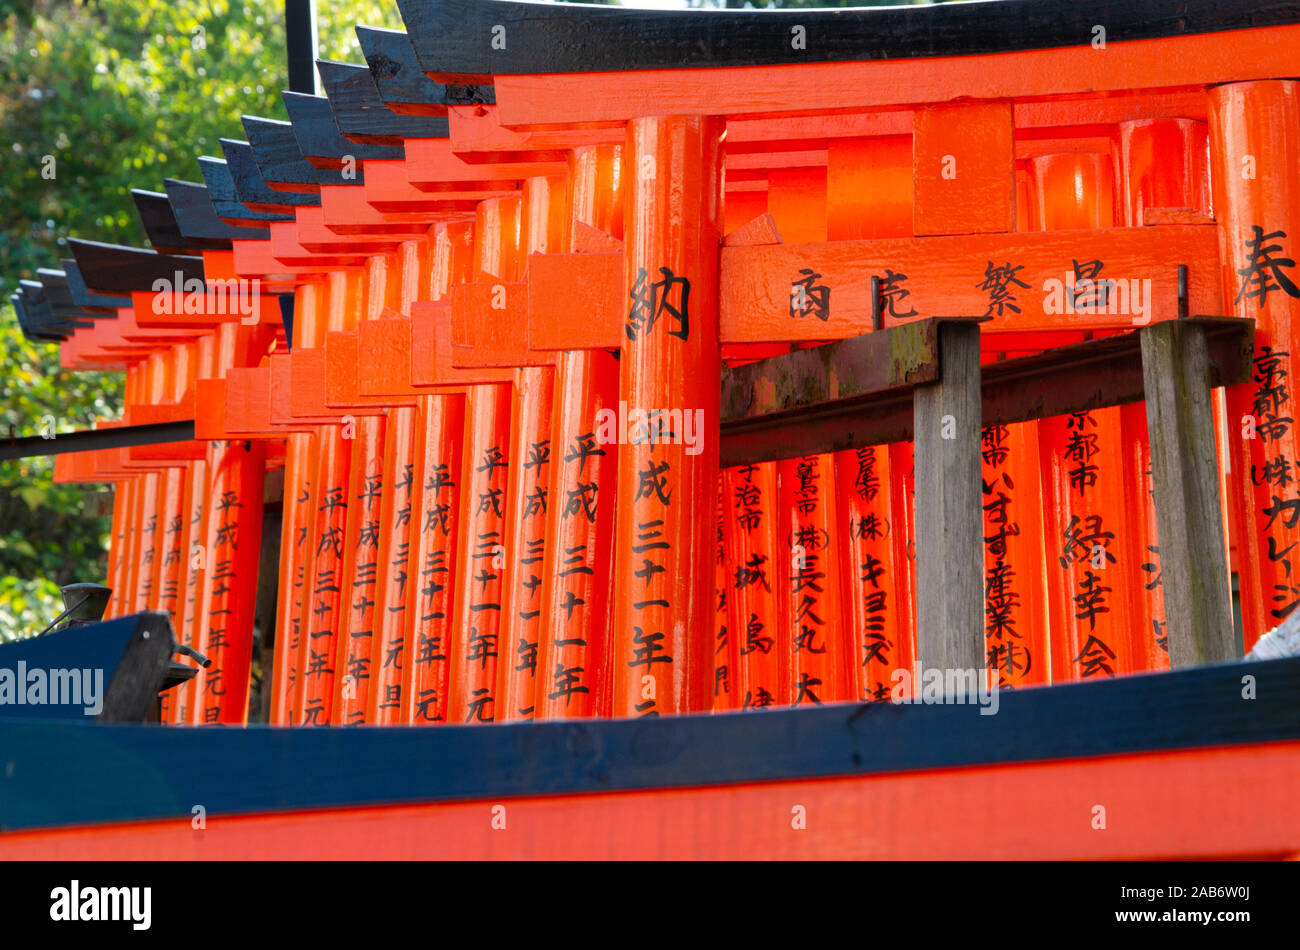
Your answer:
(724, 462), (785, 710)
(269, 430), (318, 726)
(833, 447), (909, 701)
(401, 392), (466, 724)
(331, 413), (387, 725)
(446, 383), (512, 724)
(534, 350), (619, 720)
(611, 116), (723, 717)
(1115, 118), (1211, 227)
(913, 100), (1015, 236)
(488, 24), (1300, 127)
(718, 226), (1220, 343)
(978, 423), (1053, 688)
(533, 144), (622, 722)
(293, 273), (359, 727)
(185, 322), (273, 725)
(496, 366), (554, 721)
(886, 442), (918, 696)
(1209, 81), (1300, 652)
(712, 477), (734, 711)
(777, 454), (852, 707)
(766, 166), (826, 245)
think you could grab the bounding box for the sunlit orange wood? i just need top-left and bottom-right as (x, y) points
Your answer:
(488, 25), (1300, 127)
(611, 116), (723, 718)
(1209, 80), (1300, 651)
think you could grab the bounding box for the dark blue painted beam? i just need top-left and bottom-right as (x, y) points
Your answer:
(2, 641), (1297, 832)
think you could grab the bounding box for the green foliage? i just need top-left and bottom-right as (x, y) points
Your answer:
(0, 575), (62, 641)
(0, 0), (400, 634)
(0, 321), (120, 598)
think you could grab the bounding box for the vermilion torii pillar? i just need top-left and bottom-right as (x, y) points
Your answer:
(1209, 80), (1300, 653)
(612, 116), (724, 717)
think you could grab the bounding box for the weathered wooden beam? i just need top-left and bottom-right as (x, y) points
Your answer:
(67, 239), (205, 295)
(162, 179), (268, 245)
(282, 91), (402, 168)
(241, 116), (355, 191)
(355, 25), (493, 115)
(1140, 319), (1238, 666)
(718, 317), (958, 465)
(36, 270), (98, 325)
(12, 285), (75, 341)
(399, 0), (1300, 78)
(197, 157), (293, 226)
(913, 321), (984, 673)
(981, 317), (1253, 426)
(316, 59), (448, 145)
(61, 261), (131, 314)
(219, 139), (321, 213)
(0, 420), (197, 461)
(131, 189), (206, 256)
(718, 317), (1252, 466)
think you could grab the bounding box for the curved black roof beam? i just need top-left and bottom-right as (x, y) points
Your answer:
(355, 26), (492, 115)
(316, 60), (448, 146)
(12, 290), (70, 342)
(398, 0), (1300, 78)
(36, 270), (97, 326)
(163, 180), (269, 246)
(242, 116), (359, 191)
(17, 281), (82, 338)
(18, 281), (47, 313)
(131, 189), (205, 257)
(62, 260), (132, 314)
(283, 91), (402, 169)
(219, 139), (322, 214)
(198, 157), (293, 227)
(68, 239), (206, 295)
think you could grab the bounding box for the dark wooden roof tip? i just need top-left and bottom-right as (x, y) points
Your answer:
(398, 0), (1300, 78)
(243, 115), (366, 190)
(16, 281), (84, 338)
(62, 260), (133, 313)
(282, 91), (403, 168)
(355, 25), (493, 115)
(68, 239), (206, 295)
(163, 179), (268, 245)
(36, 270), (97, 325)
(316, 59), (449, 146)
(12, 289), (71, 342)
(197, 157), (294, 227)
(131, 189), (205, 256)
(242, 116), (329, 193)
(219, 139), (322, 213)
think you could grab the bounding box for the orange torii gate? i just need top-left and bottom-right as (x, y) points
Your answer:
(13, 0), (1300, 866)
(21, 0), (1300, 735)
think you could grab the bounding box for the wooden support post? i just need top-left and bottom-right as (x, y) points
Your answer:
(497, 174), (565, 722)
(535, 145), (622, 722)
(1209, 80), (1300, 650)
(912, 321), (983, 672)
(1140, 320), (1238, 666)
(446, 383), (512, 723)
(190, 323), (273, 725)
(612, 114), (723, 717)
(402, 391), (465, 724)
(270, 430), (317, 725)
